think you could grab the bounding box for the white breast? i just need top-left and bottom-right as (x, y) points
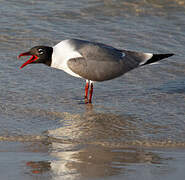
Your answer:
(51, 39), (83, 78)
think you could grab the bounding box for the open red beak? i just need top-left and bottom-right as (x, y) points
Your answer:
(18, 52), (38, 69)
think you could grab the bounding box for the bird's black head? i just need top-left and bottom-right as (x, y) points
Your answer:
(18, 46), (53, 69)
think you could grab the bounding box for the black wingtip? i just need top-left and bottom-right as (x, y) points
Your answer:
(164, 53), (175, 58)
(142, 53), (174, 66)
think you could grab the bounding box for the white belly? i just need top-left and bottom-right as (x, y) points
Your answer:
(51, 39), (83, 78)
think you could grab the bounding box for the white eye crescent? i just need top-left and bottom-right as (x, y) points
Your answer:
(38, 49), (44, 54)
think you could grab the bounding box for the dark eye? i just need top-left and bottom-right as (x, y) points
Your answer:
(38, 49), (44, 54)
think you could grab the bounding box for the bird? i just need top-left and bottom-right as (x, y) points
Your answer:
(18, 38), (174, 103)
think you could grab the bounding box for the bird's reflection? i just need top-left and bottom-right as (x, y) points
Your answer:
(25, 107), (166, 179)
(48, 105), (142, 144)
(26, 161), (51, 174)
(26, 144), (163, 179)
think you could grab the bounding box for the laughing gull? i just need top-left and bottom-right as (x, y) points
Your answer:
(18, 38), (174, 103)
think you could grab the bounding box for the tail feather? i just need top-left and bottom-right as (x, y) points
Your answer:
(141, 53), (174, 66)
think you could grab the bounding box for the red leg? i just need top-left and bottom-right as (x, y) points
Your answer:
(89, 83), (93, 103)
(85, 81), (89, 103)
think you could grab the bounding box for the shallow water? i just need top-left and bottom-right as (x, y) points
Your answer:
(0, 0), (185, 179)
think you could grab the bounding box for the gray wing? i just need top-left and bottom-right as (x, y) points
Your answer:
(67, 57), (127, 81)
(67, 39), (147, 81)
